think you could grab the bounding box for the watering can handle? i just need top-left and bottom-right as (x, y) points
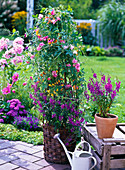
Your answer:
(89, 156), (97, 170)
(75, 141), (91, 153)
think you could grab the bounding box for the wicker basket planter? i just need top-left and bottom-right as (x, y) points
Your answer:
(43, 124), (76, 164)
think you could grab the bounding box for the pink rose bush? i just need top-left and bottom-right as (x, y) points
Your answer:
(0, 37), (25, 96)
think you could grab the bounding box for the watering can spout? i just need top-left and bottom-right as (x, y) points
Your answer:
(53, 133), (73, 167)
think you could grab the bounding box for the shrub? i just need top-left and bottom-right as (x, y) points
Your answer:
(97, 1), (125, 46)
(11, 11), (27, 35)
(77, 22), (97, 46)
(105, 46), (123, 57)
(81, 45), (106, 56)
(13, 115), (41, 131)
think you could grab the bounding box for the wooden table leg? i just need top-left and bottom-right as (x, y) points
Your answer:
(102, 144), (111, 170)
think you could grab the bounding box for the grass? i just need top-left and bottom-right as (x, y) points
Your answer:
(0, 35), (14, 40)
(0, 123), (43, 145)
(80, 56), (125, 122)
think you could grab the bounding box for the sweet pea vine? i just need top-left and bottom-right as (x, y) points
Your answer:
(84, 73), (121, 118)
(28, 6), (85, 138)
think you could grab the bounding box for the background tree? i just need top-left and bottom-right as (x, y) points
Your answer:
(0, 0), (19, 30)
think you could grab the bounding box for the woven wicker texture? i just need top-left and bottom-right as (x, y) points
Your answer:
(43, 124), (76, 164)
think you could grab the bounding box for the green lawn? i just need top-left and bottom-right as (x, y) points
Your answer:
(80, 56), (125, 122)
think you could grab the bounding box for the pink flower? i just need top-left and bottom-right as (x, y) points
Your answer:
(23, 82), (27, 86)
(24, 33), (27, 38)
(43, 36), (48, 41)
(48, 77), (51, 81)
(0, 119), (4, 123)
(56, 17), (61, 21)
(63, 46), (69, 49)
(52, 71), (57, 78)
(12, 73), (19, 82)
(30, 55), (34, 60)
(66, 64), (71, 67)
(70, 45), (74, 50)
(30, 76), (33, 80)
(66, 84), (72, 88)
(39, 42), (45, 47)
(14, 44), (24, 54)
(72, 58), (77, 64)
(38, 14), (43, 19)
(13, 37), (24, 46)
(37, 46), (41, 51)
(26, 61), (30, 64)
(51, 19), (57, 24)
(2, 86), (11, 95)
(0, 59), (7, 65)
(12, 90), (15, 93)
(51, 9), (55, 15)
(60, 40), (65, 43)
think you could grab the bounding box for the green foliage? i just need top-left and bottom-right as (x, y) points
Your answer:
(81, 45), (106, 56)
(97, 0), (125, 45)
(35, 0), (93, 19)
(105, 46), (123, 57)
(0, 123), (43, 145)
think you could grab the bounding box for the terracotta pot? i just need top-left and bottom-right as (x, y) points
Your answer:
(95, 113), (118, 139)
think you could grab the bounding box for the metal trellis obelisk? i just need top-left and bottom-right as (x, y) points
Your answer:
(27, 0), (34, 30)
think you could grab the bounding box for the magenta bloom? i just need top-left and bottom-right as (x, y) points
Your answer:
(23, 82), (27, 86)
(93, 73), (97, 78)
(47, 77), (51, 81)
(0, 119), (4, 123)
(105, 83), (112, 93)
(52, 71), (57, 78)
(56, 17), (61, 21)
(12, 73), (19, 82)
(30, 76), (33, 80)
(51, 9), (55, 15)
(66, 64), (71, 67)
(72, 58), (77, 64)
(12, 90), (15, 93)
(2, 86), (11, 94)
(116, 81), (121, 92)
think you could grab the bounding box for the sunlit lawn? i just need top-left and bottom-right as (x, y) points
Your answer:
(80, 56), (125, 122)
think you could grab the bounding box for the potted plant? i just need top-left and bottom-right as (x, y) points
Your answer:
(28, 6), (85, 163)
(84, 72), (121, 139)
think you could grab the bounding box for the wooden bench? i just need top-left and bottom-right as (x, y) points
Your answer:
(82, 123), (125, 170)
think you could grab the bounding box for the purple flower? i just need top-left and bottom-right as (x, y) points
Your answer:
(52, 114), (56, 118)
(116, 81), (121, 92)
(0, 119), (4, 123)
(59, 115), (63, 121)
(105, 83), (112, 93)
(93, 73), (97, 78)
(61, 104), (65, 109)
(111, 90), (116, 100)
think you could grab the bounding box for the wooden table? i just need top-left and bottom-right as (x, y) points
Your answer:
(82, 123), (125, 170)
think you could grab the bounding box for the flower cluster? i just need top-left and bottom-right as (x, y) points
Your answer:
(84, 73), (121, 117)
(6, 99), (28, 118)
(0, 37), (25, 95)
(13, 115), (40, 131)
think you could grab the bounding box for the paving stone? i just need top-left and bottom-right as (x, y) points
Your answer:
(0, 162), (18, 170)
(40, 164), (71, 170)
(13, 167), (27, 170)
(12, 144), (38, 154)
(35, 159), (53, 167)
(33, 150), (44, 158)
(0, 148), (17, 157)
(0, 139), (8, 144)
(31, 145), (43, 151)
(0, 141), (15, 150)
(12, 159), (42, 170)
(0, 155), (18, 165)
(15, 141), (34, 147)
(11, 151), (41, 162)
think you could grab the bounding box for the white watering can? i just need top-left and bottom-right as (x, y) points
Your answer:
(54, 133), (97, 170)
